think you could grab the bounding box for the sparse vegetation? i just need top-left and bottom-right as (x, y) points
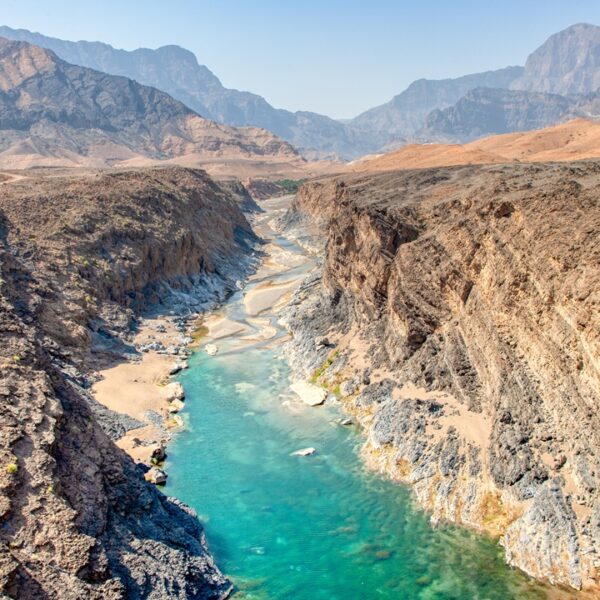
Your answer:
(274, 179), (306, 193)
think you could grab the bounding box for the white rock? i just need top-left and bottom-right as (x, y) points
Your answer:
(168, 399), (185, 413)
(205, 343), (219, 356)
(169, 363), (182, 375)
(290, 381), (327, 406)
(292, 447), (317, 456)
(164, 382), (185, 402)
(144, 467), (167, 485)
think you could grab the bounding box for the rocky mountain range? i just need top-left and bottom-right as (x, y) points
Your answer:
(0, 37), (303, 173)
(3, 22), (600, 156)
(0, 26), (375, 160)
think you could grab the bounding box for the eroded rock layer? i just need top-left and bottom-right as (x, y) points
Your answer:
(282, 162), (600, 591)
(0, 167), (253, 598)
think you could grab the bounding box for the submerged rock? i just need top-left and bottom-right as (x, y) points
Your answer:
(292, 447), (317, 456)
(205, 343), (219, 356)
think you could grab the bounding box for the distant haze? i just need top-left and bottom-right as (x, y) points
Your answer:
(3, 0), (600, 118)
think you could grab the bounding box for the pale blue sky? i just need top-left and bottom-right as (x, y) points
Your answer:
(2, 0), (600, 118)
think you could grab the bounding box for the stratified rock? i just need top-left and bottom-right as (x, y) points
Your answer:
(282, 162), (600, 592)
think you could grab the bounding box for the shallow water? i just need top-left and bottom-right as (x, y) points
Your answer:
(164, 200), (547, 600)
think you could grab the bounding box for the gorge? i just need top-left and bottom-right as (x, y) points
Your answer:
(1, 11), (600, 600)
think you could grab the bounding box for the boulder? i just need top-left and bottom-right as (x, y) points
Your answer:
(205, 343), (219, 356)
(169, 363), (182, 375)
(144, 467), (167, 485)
(151, 444), (167, 463)
(168, 399), (185, 413)
(290, 381), (328, 406)
(315, 336), (331, 348)
(164, 382), (185, 402)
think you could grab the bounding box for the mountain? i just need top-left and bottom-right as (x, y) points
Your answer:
(351, 118), (600, 172)
(350, 67), (523, 140)
(0, 26), (374, 159)
(422, 87), (575, 141)
(422, 86), (600, 142)
(511, 23), (600, 94)
(0, 37), (305, 174)
(351, 23), (600, 148)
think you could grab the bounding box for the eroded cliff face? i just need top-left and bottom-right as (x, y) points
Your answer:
(0, 167), (254, 598)
(282, 163), (600, 591)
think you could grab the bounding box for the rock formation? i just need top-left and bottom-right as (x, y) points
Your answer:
(0, 166), (257, 598)
(281, 162), (600, 592)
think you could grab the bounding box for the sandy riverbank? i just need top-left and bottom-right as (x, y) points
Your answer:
(91, 193), (314, 467)
(92, 316), (191, 462)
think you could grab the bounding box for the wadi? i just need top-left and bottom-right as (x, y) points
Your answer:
(1, 10), (600, 600)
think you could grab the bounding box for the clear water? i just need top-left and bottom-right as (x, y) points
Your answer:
(164, 205), (547, 600)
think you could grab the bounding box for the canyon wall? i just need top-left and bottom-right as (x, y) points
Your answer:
(0, 167), (255, 598)
(282, 162), (600, 591)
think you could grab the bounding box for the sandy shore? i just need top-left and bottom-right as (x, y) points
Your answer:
(92, 316), (190, 462)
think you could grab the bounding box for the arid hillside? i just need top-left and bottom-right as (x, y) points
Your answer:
(352, 119), (600, 172)
(0, 37), (318, 179)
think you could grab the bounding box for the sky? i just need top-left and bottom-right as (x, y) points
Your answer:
(2, 0), (600, 118)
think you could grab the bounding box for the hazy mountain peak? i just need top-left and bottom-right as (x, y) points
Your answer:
(511, 22), (600, 94)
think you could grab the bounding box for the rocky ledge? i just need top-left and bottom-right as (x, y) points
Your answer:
(0, 167), (258, 598)
(280, 162), (600, 592)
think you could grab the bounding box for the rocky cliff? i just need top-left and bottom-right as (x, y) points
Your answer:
(0, 166), (256, 598)
(281, 163), (600, 592)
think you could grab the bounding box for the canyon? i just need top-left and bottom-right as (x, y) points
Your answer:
(280, 162), (600, 592)
(0, 13), (600, 600)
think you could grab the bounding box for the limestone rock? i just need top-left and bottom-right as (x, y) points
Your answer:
(168, 399), (185, 414)
(205, 343), (219, 356)
(290, 381), (327, 406)
(164, 382), (185, 402)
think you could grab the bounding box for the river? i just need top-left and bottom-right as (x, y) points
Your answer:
(164, 196), (548, 600)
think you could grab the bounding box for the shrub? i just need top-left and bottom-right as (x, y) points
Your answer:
(6, 463), (18, 475)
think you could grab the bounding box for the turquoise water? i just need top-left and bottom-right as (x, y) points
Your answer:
(164, 205), (547, 600)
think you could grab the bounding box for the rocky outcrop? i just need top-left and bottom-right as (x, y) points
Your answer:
(0, 166), (256, 598)
(281, 163), (600, 591)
